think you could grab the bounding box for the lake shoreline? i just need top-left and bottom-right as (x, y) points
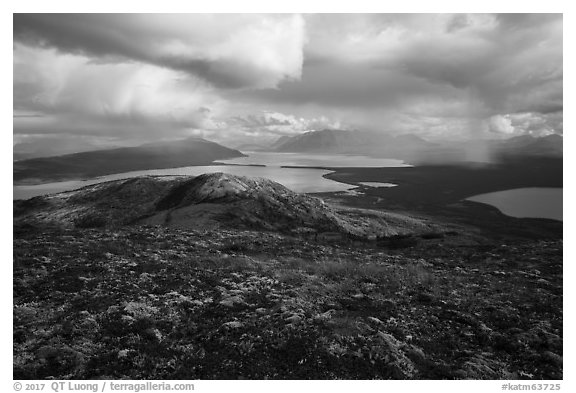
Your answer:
(316, 156), (562, 240)
(14, 155), (561, 197)
(13, 162), (269, 187)
(321, 157), (562, 204)
(466, 188), (562, 221)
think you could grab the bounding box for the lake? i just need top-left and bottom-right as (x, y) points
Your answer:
(221, 152), (407, 168)
(467, 188), (563, 221)
(13, 152), (408, 200)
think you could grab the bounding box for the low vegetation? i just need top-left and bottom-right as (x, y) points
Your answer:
(14, 226), (562, 379)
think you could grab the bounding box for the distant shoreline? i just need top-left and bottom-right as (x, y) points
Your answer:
(14, 156), (562, 198)
(314, 156), (562, 240)
(13, 162), (265, 187)
(321, 157), (562, 206)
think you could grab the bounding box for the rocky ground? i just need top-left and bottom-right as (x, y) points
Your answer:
(13, 226), (562, 380)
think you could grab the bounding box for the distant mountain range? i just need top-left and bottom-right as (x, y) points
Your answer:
(13, 130), (562, 185)
(13, 137), (245, 184)
(270, 129), (432, 159)
(14, 172), (434, 238)
(268, 129), (562, 163)
(13, 138), (109, 161)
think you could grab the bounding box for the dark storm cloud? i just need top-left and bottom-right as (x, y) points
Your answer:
(320, 14), (560, 114)
(237, 61), (463, 111)
(13, 13), (305, 89)
(393, 14), (562, 114)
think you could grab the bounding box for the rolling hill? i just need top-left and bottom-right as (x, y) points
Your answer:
(14, 172), (436, 238)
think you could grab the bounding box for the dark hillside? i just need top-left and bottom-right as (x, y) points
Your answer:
(14, 138), (245, 184)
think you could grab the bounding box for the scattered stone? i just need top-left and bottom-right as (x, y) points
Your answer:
(314, 309), (336, 322)
(367, 316), (384, 325)
(222, 321), (244, 329)
(138, 272), (153, 282)
(219, 295), (246, 308)
(124, 302), (158, 318)
(187, 299), (204, 307)
(285, 314), (302, 324)
(13, 223), (562, 380)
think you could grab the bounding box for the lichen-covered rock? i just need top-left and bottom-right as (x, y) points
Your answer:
(13, 226), (562, 380)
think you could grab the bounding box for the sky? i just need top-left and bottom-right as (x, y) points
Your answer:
(13, 13), (563, 153)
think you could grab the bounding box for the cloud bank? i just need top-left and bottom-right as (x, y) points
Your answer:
(13, 13), (562, 155)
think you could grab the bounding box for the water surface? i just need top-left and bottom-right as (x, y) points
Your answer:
(467, 188), (562, 221)
(14, 166), (352, 200)
(14, 152), (409, 200)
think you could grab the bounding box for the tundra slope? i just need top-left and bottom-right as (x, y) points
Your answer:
(13, 173), (562, 380)
(14, 226), (562, 379)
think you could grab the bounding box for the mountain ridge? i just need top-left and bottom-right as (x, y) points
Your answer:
(13, 137), (245, 184)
